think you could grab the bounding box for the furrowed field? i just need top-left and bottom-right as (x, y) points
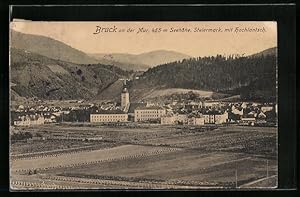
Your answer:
(10, 124), (277, 190)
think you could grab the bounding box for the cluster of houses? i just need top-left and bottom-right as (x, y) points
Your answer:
(12, 112), (58, 126)
(89, 88), (276, 126)
(11, 88), (277, 127)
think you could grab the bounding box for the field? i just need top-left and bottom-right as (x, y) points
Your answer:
(10, 124), (277, 190)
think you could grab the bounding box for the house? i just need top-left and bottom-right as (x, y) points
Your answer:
(232, 108), (243, 116)
(241, 102), (248, 109)
(13, 113), (45, 126)
(247, 111), (258, 118)
(90, 109), (128, 123)
(188, 115), (205, 125)
(240, 117), (256, 125)
(203, 111), (228, 124)
(185, 101), (203, 111)
(134, 106), (166, 122)
(215, 112), (229, 124)
(44, 114), (57, 123)
(161, 114), (177, 125)
(176, 114), (189, 124)
(261, 106), (274, 113)
(203, 101), (221, 108)
(257, 111), (267, 119)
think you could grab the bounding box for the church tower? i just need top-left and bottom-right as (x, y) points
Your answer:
(121, 87), (130, 110)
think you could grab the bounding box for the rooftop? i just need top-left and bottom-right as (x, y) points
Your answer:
(135, 106), (164, 110)
(92, 109), (126, 114)
(203, 110), (226, 115)
(128, 103), (147, 113)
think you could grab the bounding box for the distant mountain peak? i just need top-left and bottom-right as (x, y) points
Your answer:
(250, 47), (277, 57)
(89, 50), (191, 70)
(11, 30), (101, 65)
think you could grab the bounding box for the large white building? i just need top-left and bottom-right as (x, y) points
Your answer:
(90, 110), (128, 123)
(134, 106), (166, 122)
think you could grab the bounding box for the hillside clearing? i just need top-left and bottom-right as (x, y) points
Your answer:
(143, 88), (214, 99)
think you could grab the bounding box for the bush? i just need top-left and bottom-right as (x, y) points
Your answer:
(11, 132), (33, 141)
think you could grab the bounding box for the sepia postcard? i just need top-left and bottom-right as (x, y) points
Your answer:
(9, 21), (278, 190)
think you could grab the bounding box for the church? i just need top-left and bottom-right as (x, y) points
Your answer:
(90, 86), (166, 123)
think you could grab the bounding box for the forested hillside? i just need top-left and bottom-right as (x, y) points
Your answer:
(10, 48), (131, 100)
(129, 49), (277, 102)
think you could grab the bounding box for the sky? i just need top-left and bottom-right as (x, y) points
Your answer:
(10, 21), (277, 57)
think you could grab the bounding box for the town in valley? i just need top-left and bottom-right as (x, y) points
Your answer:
(10, 86), (278, 189)
(10, 21), (278, 190)
(11, 87), (277, 127)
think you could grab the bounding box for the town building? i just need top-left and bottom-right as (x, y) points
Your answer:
(240, 117), (256, 125)
(232, 107), (243, 116)
(13, 113), (45, 126)
(128, 103), (147, 117)
(44, 113), (57, 123)
(161, 114), (177, 125)
(90, 110), (128, 123)
(185, 101), (203, 111)
(176, 114), (189, 124)
(203, 101), (223, 108)
(257, 111), (267, 119)
(241, 102), (248, 109)
(161, 113), (203, 125)
(188, 116), (205, 125)
(203, 111), (228, 124)
(261, 106), (274, 113)
(134, 106), (166, 122)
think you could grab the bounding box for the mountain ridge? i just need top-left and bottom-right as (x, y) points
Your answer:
(10, 30), (277, 102)
(127, 48), (277, 102)
(11, 30), (150, 71)
(250, 47), (277, 57)
(10, 48), (131, 100)
(89, 50), (191, 70)
(11, 30), (101, 64)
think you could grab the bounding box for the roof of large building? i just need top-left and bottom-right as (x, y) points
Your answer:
(135, 106), (165, 110)
(161, 113), (175, 118)
(128, 103), (147, 113)
(91, 109), (126, 114)
(203, 110), (226, 115)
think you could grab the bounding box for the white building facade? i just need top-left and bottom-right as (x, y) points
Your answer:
(134, 107), (166, 122)
(14, 114), (45, 126)
(203, 111), (228, 124)
(90, 112), (128, 123)
(188, 116), (205, 125)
